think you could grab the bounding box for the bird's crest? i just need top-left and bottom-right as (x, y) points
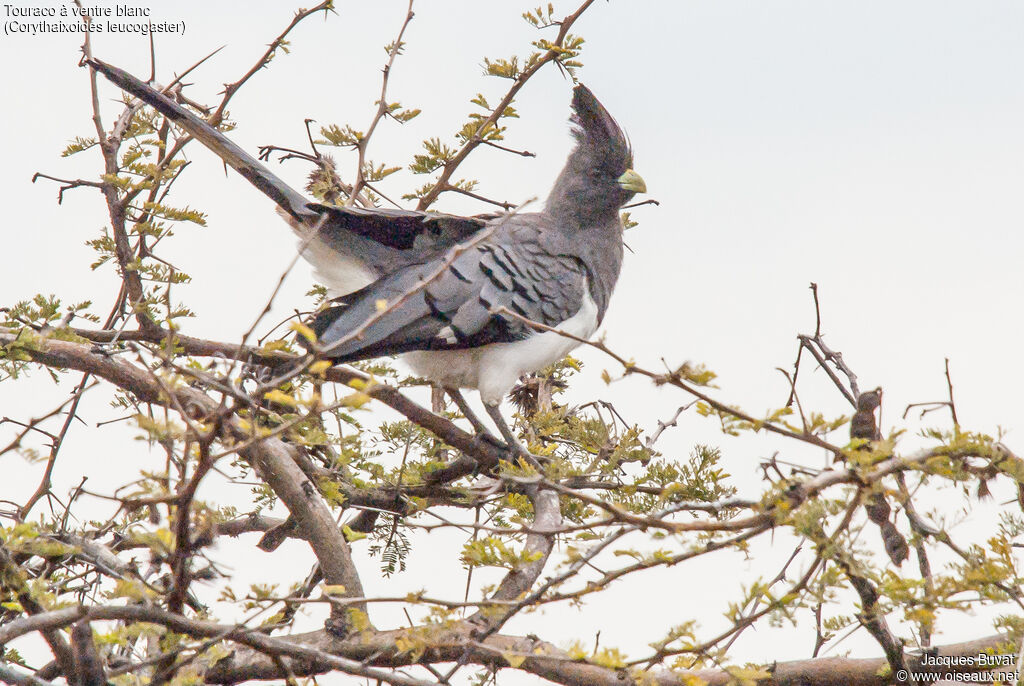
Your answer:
(569, 84), (632, 168)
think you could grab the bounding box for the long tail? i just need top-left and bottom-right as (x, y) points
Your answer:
(88, 58), (316, 224)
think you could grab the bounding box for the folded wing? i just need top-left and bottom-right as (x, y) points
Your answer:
(311, 225), (588, 362)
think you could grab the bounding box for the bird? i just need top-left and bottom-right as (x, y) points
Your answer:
(89, 59), (646, 457)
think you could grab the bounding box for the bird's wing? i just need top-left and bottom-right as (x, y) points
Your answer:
(311, 222), (588, 361)
(88, 59), (487, 270)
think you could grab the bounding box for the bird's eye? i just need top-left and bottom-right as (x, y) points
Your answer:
(588, 168), (604, 180)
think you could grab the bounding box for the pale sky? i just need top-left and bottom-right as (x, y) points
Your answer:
(2, 1), (1023, 682)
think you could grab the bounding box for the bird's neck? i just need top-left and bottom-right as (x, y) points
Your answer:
(544, 190), (622, 234)
(541, 197), (625, 323)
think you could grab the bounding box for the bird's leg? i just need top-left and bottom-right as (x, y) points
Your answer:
(444, 387), (506, 448)
(484, 402), (544, 469)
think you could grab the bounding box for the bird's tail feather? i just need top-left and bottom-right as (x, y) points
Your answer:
(308, 300), (351, 343)
(88, 58), (316, 224)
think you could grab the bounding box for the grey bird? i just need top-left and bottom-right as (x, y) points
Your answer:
(89, 59), (645, 453)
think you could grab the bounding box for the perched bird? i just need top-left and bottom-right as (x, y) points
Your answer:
(89, 59), (645, 454)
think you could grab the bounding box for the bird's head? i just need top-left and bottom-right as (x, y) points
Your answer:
(547, 84), (645, 221)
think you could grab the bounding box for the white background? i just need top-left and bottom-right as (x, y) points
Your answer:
(2, 1), (1023, 682)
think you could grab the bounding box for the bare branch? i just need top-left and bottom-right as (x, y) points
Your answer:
(347, 0), (416, 204)
(414, 0), (597, 210)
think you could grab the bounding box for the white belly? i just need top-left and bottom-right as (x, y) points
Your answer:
(280, 208), (378, 297)
(403, 292), (599, 405)
(300, 238), (377, 297)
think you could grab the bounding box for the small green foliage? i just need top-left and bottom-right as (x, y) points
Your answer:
(346, 607), (372, 632)
(449, 178), (478, 193)
(317, 123), (364, 148)
(4, 294), (63, 327)
(2, 647), (27, 667)
(796, 411), (850, 436)
(134, 414), (186, 444)
(245, 583), (280, 609)
(483, 56), (523, 80)
(410, 137), (457, 175)
(108, 579), (158, 603)
(462, 536), (543, 570)
(384, 100), (420, 123)
(368, 517), (411, 577)
(648, 620), (699, 656)
(5, 537), (79, 559)
(722, 665), (773, 686)
(652, 445), (736, 505)
(590, 646), (628, 669)
(61, 135), (98, 157)
(671, 362), (718, 387)
(141, 201), (207, 226)
(361, 161), (402, 182)
(522, 4), (557, 28)
(532, 33), (585, 75)
(85, 229), (116, 270)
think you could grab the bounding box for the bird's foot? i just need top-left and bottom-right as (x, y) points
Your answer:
(446, 389), (548, 469)
(446, 387), (509, 447)
(483, 402), (547, 470)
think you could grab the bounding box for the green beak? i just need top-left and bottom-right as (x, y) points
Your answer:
(617, 168), (646, 194)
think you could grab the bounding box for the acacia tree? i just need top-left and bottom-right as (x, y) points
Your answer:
(2, 3), (1023, 685)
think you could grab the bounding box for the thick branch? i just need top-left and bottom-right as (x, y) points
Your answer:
(0, 547), (76, 680)
(484, 484), (562, 606)
(0, 606), (1013, 686)
(65, 324), (510, 469)
(1, 331), (366, 619)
